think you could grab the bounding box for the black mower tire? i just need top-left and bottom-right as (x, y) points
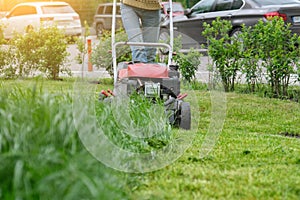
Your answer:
(179, 102), (191, 130)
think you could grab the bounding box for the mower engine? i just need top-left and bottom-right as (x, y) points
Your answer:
(113, 62), (191, 130)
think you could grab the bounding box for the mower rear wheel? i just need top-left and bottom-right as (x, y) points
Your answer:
(179, 102), (191, 130)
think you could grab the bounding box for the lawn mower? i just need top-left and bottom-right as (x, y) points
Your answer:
(100, 0), (191, 130)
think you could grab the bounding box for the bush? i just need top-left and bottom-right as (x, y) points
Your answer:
(0, 45), (19, 79)
(245, 18), (300, 98)
(238, 24), (262, 93)
(173, 48), (201, 83)
(203, 17), (300, 98)
(11, 26), (71, 80)
(202, 17), (243, 92)
(0, 26), (71, 80)
(91, 29), (131, 77)
(159, 35), (202, 83)
(75, 20), (90, 65)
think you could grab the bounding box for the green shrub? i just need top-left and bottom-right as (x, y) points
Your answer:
(238, 24), (262, 93)
(173, 48), (202, 83)
(159, 35), (202, 83)
(0, 23), (17, 79)
(238, 18), (300, 97)
(91, 29), (131, 77)
(244, 18), (300, 98)
(9, 26), (70, 80)
(75, 21), (90, 65)
(0, 45), (19, 79)
(202, 17), (243, 92)
(202, 17), (300, 98)
(0, 26), (70, 80)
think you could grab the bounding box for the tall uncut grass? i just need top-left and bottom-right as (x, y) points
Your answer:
(96, 93), (173, 153)
(0, 81), (128, 200)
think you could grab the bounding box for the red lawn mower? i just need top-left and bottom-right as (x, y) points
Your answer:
(102, 0), (191, 129)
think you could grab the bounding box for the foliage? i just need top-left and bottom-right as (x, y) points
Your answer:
(75, 20), (90, 65)
(0, 81), (128, 200)
(0, 26), (70, 80)
(75, 20), (91, 79)
(10, 26), (71, 80)
(159, 35), (202, 83)
(91, 29), (131, 77)
(245, 18), (300, 98)
(238, 24), (262, 92)
(202, 17), (243, 92)
(203, 17), (300, 97)
(63, 0), (104, 26)
(0, 45), (19, 79)
(0, 23), (6, 45)
(173, 48), (202, 82)
(0, 23), (17, 79)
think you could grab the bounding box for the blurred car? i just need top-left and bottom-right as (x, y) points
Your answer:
(92, 3), (122, 37)
(0, 1), (82, 39)
(160, 0), (300, 48)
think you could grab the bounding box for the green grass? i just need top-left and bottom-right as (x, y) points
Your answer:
(128, 92), (300, 200)
(0, 79), (127, 200)
(95, 93), (174, 153)
(1, 79), (300, 199)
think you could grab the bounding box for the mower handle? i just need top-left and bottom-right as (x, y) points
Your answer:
(111, 0), (174, 84)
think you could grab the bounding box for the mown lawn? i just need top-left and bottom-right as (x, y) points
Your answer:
(1, 78), (299, 199)
(128, 92), (300, 200)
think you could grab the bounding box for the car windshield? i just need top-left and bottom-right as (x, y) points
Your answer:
(252, 0), (300, 6)
(41, 5), (75, 14)
(163, 3), (184, 12)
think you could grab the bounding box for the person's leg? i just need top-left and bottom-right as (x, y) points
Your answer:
(120, 4), (147, 62)
(140, 9), (161, 63)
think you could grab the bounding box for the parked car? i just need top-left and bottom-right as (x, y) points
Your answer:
(160, 0), (300, 48)
(0, 1), (82, 39)
(93, 3), (122, 36)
